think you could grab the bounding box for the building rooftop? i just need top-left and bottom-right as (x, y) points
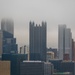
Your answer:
(53, 72), (71, 74)
(23, 61), (42, 62)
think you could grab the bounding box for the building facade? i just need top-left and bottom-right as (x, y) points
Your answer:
(72, 39), (75, 61)
(20, 61), (53, 75)
(47, 48), (57, 58)
(0, 61), (10, 75)
(46, 51), (54, 61)
(0, 19), (18, 54)
(2, 54), (28, 75)
(29, 21), (47, 61)
(58, 25), (72, 60)
(0, 30), (3, 58)
(1, 19), (14, 35)
(60, 61), (75, 75)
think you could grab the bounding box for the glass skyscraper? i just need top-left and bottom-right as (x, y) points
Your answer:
(1, 19), (14, 35)
(58, 25), (72, 60)
(0, 19), (18, 54)
(29, 21), (47, 61)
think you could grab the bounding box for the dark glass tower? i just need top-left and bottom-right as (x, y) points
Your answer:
(1, 19), (18, 54)
(29, 21), (47, 61)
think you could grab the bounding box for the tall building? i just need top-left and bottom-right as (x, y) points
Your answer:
(72, 39), (75, 61)
(0, 19), (18, 54)
(29, 21), (47, 61)
(58, 25), (72, 60)
(1, 19), (14, 35)
(0, 30), (3, 58)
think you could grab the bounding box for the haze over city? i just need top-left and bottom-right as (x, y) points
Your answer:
(0, 0), (75, 48)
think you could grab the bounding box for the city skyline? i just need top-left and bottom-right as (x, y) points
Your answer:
(0, 0), (75, 48)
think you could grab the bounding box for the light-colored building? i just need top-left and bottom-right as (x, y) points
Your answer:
(65, 28), (72, 60)
(47, 51), (54, 61)
(0, 61), (10, 75)
(58, 25), (72, 60)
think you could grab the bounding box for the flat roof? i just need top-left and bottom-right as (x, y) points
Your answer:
(53, 72), (71, 74)
(23, 61), (42, 62)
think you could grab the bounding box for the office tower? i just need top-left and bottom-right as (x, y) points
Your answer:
(0, 61), (10, 75)
(1, 19), (14, 35)
(0, 30), (3, 58)
(20, 61), (53, 75)
(58, 25), (72, 60)
(0, 19), (18, 54)
(58, 25), (66, 60)
(72, 39), (75, 61)
(29, 21), (47, 61)
(65, 28), (72, 60)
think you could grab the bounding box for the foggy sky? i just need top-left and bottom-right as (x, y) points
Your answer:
(0, 0), (75, 49)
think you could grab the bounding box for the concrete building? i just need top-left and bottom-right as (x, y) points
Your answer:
(29, 21), (47, 61)
(58, 25), (72, 60)
(0, 61), (10, 75)
(20, 61), (54, 75)
(47, 51), (54, 61)
(2, 54), (28, 75)
(47, 48), (57, 58)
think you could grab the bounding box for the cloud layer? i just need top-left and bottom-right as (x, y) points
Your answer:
(0, 0), (75, 49)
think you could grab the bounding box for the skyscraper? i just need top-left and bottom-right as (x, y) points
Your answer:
(58, 25), (72, 60)
(72, 39), (75, 61)
(1, 19), (14, 35)
(29, 21), (47, 61)
(0, 19), (18, 54)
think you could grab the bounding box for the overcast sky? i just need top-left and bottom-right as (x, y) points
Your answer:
(0, 0), (75, 49)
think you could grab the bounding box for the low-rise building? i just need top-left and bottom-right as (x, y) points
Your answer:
(20, 61), (54, 75)
(0, 61), (10, 75)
